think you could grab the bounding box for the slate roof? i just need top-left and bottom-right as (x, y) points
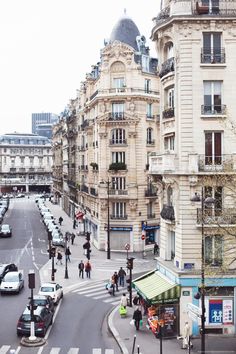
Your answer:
(110, 14), (140, 51)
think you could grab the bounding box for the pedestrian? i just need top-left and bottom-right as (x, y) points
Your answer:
(71, 233), (75, 245)
(110, 277), (115, 296)
(73, 218), (76, 229)
(118, 267), (126, 287)
(153, 242), (159, 255)
(78, 260), (84, 278)
(85, 260), (91, 278)
(120, 293), (128, 308)
(112, 271), (119, 291)
(133, 306), (142, 331)
(182, 321), (192, 349)
(133, 294), (140, 306)
(56, 250), (63, 265)
(65, 246), (71, 262)
(58, 216), (63, 226)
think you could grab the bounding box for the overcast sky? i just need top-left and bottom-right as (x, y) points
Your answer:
(0, 0), (161, 135)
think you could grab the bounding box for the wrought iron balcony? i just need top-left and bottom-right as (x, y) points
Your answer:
(195, 0), (236, 15)
(145, 189), (157, 197)
(109, 139), (127, 145)
(197, 208), (236, 225)
(201, 48), (225, 64)
(109, 162), (127, 171)
(162, 107), (175, 119)
(109, 189), (128, 196)
(108, 112), (125, 120)
(201, 104), (226, 115)
(147, 213), (156, 219)
(110, 214), (128, 220)
(160, 205), (175, 222)
(90, 187), (98, 196)
(147, 140), (155, 145)
(159, 57), (175, 79)
(68, 180), (76, 188)
(81, 184), (89, 194)
(198, 154), (234, 172)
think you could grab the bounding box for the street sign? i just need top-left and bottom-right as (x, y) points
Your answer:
(141, 234), (145, 240)
(125, 243), (130, 251)
(187, 303), (201, 317)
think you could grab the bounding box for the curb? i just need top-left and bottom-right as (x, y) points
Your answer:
(107, 305), (129, 354)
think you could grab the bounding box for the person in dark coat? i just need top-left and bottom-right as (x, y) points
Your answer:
(112, 271), (119, 291)
(153, 242), (159, 255)
(118, 267), (126, 287)
(78, 260), (84, 278)
(58, 216), (63, 226)
(71, 233), (75, 245)
(65, 246), (71, 262)
(133, 307), (142, 331)
(85, 260), (91, 278)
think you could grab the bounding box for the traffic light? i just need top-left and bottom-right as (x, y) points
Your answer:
(51, 247), (56, 258)
(28, 271), (35, 289)
(126, 277), (131, 292)
(127, 257), (134, 270)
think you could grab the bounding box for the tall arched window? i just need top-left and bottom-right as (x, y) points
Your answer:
(147, 128), (153, 144)
(111, 129), (126, 144)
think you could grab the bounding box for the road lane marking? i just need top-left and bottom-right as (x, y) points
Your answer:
(68, 349), (80, 354)
(0, 346), (10, 354)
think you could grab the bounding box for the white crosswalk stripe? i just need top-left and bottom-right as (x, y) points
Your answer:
(0, 347), (114, 354)
(72, 279), (136, 306)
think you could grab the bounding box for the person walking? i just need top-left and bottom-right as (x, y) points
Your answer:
(120, 293), (128, 309)
(112, 271), (119, 291)
(78, 260), (84, 278)
(153, 242), (159, 256)
(85, 260), (91, 278)
(118, 267), (126, 287)
(73, 218), (77, 229)
(133, 306), (142, 331)
(71, 233), (75, 245)
(56, 250), (63, 265)
(58, 216), (63, 226)
(65, 246), (71, 262)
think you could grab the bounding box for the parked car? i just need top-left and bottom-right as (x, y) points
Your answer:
(47, 221), (60, 233)
(52, 231), (65, 247)
(0, 224), (12, 237)
(38, 282), (63, 304)
(17, 305), (53, 337)
(0, 263), (18, 283)
(0, 271), (24, 294)
(0, 207), (7, 216)
(43, 214), (55, 225)
(30, 294), (54, 313)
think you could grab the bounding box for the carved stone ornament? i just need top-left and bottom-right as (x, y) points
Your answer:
(188, 175), (198, 186)
(102, 41), (134, 60)
(100, 200), (107, 210)
(100, 103), (106, 113)
(129, 200), (137, 210)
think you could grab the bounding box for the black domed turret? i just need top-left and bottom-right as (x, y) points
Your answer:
(110, 14), (140, 51)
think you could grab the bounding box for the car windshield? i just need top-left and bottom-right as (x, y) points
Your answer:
(40, 286), (54, 292)
(0, 266), (5, 275)
(1, 225), (9, 231)
(3, 273), (18, 282)
(21, 314), (41, 322)
(34, 299), (46, 306)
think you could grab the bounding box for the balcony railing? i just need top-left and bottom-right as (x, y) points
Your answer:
(108, 112), (125, 120)
(147, 213), (156, 219)
(145, 189), (157, 197)
(109, 162), (127, 171)
(68, 180), (76, 188)
(109, 189), (128, 195)
(162, 107), (175, 119)
(159, 57), (175, 79)
(198, 154), (234, 172)
(201, 104), (226, 115)
(147, 140), (155, 145)
(110, 214), (128, 220)
(195, 0), (236, 16)
(109, 139), (127, 145)
(201, 48), (225, 64)
(90, 187), (98, 196)
(160, 205), (175, 222)
(197, 208), (236, 225)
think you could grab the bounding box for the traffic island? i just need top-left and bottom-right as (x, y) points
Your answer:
(20, 336), (46, 347)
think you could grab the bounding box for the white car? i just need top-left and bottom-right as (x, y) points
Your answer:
(40, 208), (51, 216)
(0, 271), (24, 294)
(47, 221), (60, 233)
(38, 283), (63, 304)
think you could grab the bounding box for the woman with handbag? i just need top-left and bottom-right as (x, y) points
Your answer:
(133, 306), (142, 331)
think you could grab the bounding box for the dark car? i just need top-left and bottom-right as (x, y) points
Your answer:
(0, 224), (12, 237)
(17, 305), (53, 337)
(31, 295), (54, 313)
(0, 263), (18, 283)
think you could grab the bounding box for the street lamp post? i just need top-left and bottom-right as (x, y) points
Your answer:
(64, 232), (69, 279)
(101, 178), (112, 260)
(191, 188), (215, 354)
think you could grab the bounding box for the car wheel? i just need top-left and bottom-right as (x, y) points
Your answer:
(61, 292), (63, 299)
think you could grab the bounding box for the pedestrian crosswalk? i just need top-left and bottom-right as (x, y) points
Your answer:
(0, 346), (115, 354)
(72, 279), (135, 306)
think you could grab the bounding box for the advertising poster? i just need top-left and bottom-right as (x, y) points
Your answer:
(223, 299), (233, 324)
(209, 299), (223, 324)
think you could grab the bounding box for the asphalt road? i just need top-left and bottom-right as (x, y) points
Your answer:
(0, 198), (120, 353)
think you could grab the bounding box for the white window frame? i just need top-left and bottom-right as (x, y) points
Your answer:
(112, 151), (125, 163)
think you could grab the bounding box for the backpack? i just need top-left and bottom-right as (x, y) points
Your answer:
(58, 252), (62, 260)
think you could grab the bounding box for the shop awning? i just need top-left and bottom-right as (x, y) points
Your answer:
(133, 270), (180, 305)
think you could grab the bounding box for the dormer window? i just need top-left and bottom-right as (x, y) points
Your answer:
(142, 55), (149, 72)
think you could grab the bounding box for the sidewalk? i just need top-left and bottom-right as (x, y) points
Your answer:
(38, 198), (236, 354)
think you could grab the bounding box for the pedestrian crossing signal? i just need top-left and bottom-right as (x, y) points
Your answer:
(126, 257), (134, 270)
